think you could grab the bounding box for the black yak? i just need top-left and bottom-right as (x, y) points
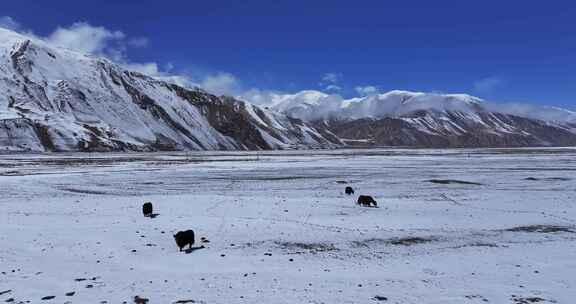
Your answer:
(357, 195), (377, 207)
(134, 296), (149, 304)
(345, 186), (354, 195)
(142, 202), (153, 217)
(174, 230), (195, 251)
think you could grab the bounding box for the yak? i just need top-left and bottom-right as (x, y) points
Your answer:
(345, 186), (354, 195)
(174, 230), (195, 252)
(142, 202), (153, 217)
(357, 195), (377, 207)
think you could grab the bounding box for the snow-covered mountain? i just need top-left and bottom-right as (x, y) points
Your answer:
(267, 90), (576, 148)
(1, 26), (574, 151)
(0, 28), (340, 152)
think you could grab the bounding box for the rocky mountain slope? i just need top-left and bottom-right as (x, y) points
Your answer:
(0, 28), (340, 152)
(268, 90), (576, 148)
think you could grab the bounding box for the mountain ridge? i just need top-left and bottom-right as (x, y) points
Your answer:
(265, 89), (576, 123)
(263, 90), (576, 148)
(0, 28), (341, 152)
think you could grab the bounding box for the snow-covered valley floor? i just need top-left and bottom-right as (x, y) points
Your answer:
(1, 148), (575, 303)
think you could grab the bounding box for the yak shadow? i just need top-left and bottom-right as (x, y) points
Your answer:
(144, 213), (160, 219)
(184, 245), (206, 254)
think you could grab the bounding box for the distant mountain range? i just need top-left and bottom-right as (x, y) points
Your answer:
(259, 90), (576, 148)
(1, 27), (575, 152)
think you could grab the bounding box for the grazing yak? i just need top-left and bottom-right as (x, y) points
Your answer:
(345, 186), (355, 195)
(357, 195), (377, 207)
(142, 202), (153, 217)
(174, 230), (195, 251)
(134, 296), (149, 304)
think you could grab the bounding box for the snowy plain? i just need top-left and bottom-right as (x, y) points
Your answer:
(0, 148), (575, 304)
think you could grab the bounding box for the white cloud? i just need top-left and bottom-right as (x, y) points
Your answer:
(0, 16), (22, 31)
(238, 89), (283, 107)
(355, 85), (379, 96)
(324, 84), (342, 92)
(473, 76), (504, 93)
(319, 72), (344, 92)
(484, 102), (576, 123)
(24, 20), (199, 90)
(124, 62), (161, 76)
(321, 72), (342, 84)
(128, 37), (149, 48)
(200, 73), (242, 96)
(47, 22), (126, 56)
(31, 20), (241, 95)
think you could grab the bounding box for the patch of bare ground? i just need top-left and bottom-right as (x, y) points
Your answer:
(505, 225), (575, 233)
(429, 179), (483, 185)
(524, 177), (571, 181)
(0, 170), (20, 176)
(210, 175), (330, 181)
(0, 290), (12, 296)
(274, 241), (338, 254)
(451, 242), (500, 249)
(59, 187), (110, 195)
(511, 296), (556, 303)
(352, 236), (437, 247)
(386, 236), (437, 246)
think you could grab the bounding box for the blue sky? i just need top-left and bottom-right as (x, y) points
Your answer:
(1, 0), (575, 108)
